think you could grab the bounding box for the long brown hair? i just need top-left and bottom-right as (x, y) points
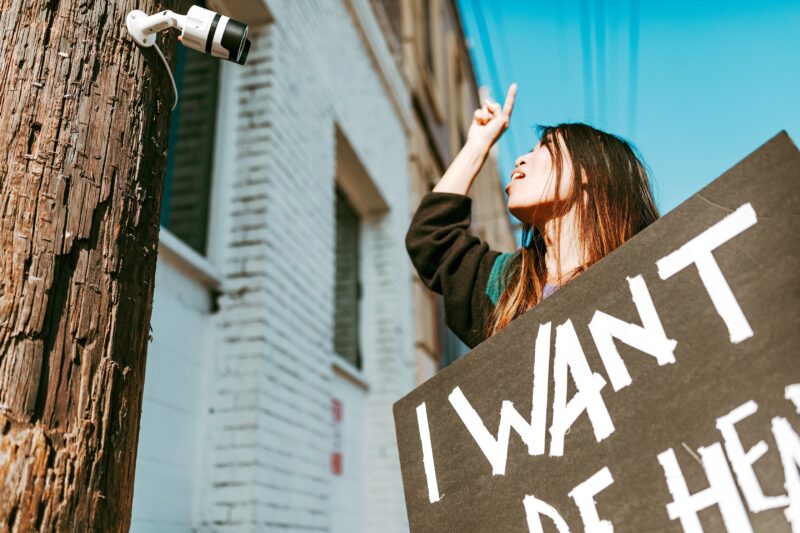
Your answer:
(487, 123), (659, 337)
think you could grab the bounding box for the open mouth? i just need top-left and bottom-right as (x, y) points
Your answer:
(506, 170), (526, 194)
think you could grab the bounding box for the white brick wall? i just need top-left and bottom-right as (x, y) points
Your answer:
(330, 373), (367, 533)
(130, 240), (216, 533)
(196, 1), (415, 531)
(133, 1), (511, 530)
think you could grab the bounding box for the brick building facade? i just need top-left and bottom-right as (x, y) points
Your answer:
(129, 1), (514, 531)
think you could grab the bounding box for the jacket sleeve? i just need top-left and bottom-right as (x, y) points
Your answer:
(404, 191), (502, 349)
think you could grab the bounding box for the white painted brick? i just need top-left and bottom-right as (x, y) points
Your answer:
(174, 1), (418, 532)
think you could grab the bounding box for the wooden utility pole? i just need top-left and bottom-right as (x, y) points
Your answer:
(0, 0), (188, 530)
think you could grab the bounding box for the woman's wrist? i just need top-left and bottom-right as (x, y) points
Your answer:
(433, 139), (490, 195)
(464, 135), (493, 157)
(463, 138), (492, 170)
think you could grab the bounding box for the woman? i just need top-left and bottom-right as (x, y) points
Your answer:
(405, 83), (660, 349)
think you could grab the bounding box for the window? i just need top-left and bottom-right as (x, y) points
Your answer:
(452, 46), (468, 148)
(423, 0), (434, 75)
(369, 0), (402, 59)
(419, 0), (446, 122)
(334, 186), (362, 369)
(160, 18), (220, 256)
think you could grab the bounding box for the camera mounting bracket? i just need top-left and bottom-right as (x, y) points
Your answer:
(126, 9), (187, 48)
(126, 10), (158, 48)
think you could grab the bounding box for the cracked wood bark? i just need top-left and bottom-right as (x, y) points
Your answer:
(0, 0), (190, 530)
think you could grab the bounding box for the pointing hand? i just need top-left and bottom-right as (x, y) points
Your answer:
(467, 83), (517, 149)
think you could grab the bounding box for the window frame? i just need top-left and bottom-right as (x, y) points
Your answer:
(418, 0), (447, 123)
(159, 41), (221, 258)
(333, 184), (364, 370)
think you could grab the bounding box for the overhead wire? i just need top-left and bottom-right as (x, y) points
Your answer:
(471, 0), (522, 164)
(595, 0), (607, 128)
(470, 1), (527, 242)
(628, 0), (640, 138)
(579, 0), (595, 123)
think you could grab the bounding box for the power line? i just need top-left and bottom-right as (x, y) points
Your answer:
(595, 0), (607, 128)
(471, 0), (521, 175)
(486, 4), (525, 162)
(628, 0), (640, 138)
(579, 0), (595, 123)
(470, 1), (500, 98)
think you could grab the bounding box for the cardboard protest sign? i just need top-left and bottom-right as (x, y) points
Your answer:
(394, 132), (800, 532)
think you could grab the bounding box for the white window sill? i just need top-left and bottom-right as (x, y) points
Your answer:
(157, 226), (222, 289)
(332, 356), (370, 391)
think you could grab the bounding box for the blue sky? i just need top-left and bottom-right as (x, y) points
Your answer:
(457, 0), (800, 216)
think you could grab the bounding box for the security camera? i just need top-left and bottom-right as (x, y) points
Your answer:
(126, 5), (251, 65)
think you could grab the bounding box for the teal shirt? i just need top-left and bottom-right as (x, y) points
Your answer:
(485, 252), (515, 305)
(485, 252), (559, 304)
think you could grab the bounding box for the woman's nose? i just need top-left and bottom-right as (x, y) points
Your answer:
(514, 155), (526, 168)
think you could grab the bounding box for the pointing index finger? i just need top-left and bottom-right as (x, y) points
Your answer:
(503, 83), (517, 117)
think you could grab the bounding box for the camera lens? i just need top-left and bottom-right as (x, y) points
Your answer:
(221, 19), (249, 64)
(237, 39), (251, 66)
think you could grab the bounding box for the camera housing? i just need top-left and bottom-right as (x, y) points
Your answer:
(181, 6), (250, 65)
(126, 5), (251, 65)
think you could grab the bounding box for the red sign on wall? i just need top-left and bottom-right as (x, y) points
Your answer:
(331, 398), (343, 476)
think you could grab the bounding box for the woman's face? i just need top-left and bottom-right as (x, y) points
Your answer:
(505, 136), (576, 227)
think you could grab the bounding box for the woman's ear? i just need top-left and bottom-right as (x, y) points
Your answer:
(580, 171), (589, 205)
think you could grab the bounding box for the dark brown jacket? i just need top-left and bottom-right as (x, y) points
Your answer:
(404, 192), (517, 349)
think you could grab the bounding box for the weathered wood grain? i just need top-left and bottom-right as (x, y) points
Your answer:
(0, 1), (189, 530)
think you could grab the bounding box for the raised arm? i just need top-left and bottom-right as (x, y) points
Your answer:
(407, 84), (518, 348)
(433, 83), (516, 195)
(405, 192), (502, 348)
